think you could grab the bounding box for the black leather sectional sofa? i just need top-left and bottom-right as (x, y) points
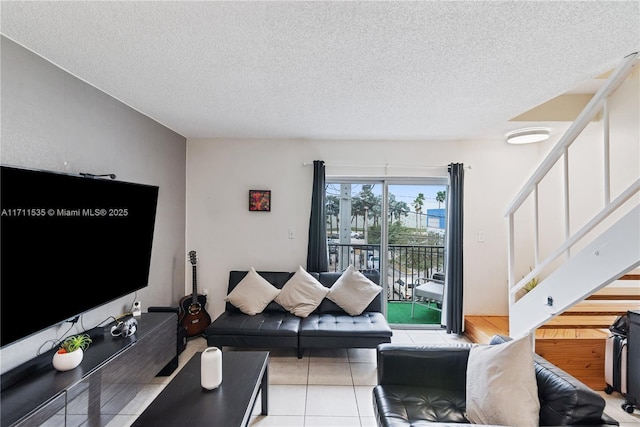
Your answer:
(373, 335), (619, 426)
(205, 270), (393, 358)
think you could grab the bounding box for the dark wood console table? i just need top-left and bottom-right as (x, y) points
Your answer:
(1, 312), (176, 427)
(132, 351), (269, 427)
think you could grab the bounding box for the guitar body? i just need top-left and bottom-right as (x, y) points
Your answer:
(178, 293), (211, 337)
(179, 251), (212, 338)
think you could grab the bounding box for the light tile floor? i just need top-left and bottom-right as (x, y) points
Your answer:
(108, 328), (640, 427)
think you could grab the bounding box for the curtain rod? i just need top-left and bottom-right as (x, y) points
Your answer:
(302, 162), (471, 170)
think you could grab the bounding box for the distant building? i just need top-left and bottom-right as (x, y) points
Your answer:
(426, 208), (445, 230)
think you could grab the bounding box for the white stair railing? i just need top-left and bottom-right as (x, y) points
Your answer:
(505, 52), (639, 336)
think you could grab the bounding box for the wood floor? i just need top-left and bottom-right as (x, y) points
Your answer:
(465, 283), (640, 391)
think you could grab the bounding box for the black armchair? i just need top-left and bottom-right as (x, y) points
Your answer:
(373, 338), (619, 426)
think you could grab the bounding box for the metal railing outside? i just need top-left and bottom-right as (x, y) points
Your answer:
(328, 243), (445, 301)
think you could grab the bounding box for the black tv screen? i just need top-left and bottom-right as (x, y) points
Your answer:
(0, 166), (159, 347)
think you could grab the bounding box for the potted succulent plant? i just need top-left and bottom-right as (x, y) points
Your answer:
(52, 333), (92, 371)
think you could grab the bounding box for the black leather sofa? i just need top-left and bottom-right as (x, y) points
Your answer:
(205, 270), (393, 358)
(373, 335), (619, 426)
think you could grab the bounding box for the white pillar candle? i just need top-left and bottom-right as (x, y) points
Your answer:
(201, 347), (222, 390)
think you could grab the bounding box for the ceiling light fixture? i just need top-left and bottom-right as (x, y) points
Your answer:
(506, 127), (550, 144)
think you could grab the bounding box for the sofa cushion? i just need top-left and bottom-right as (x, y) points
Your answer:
(326, 265), (382, 315)
(274, 266), (329, 317)
(373, 385), (468, 424)
(224, 267), (281, 315)
(299, 312), (392, 338)
(206, 311), (300, 337)
(466, 333), (539, 427)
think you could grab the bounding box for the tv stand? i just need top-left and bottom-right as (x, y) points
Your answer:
(0, 312), (176, 427)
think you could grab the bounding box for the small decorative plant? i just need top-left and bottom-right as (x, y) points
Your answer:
(523, 267), (539, 292)
(524, 276), (539, 292)
(57, 334), (92, 354)
(515, 267), (540, 302)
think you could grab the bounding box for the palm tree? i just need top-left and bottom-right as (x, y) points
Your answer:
(436, 191), (446, 208)
(389, 194), (409, 221)
(352, 196), (365, 233)
(369, 201), (382, 226)
(359, 185), (379, 227)
(326, 195), (340, 236)
(413, 193), (424, 230)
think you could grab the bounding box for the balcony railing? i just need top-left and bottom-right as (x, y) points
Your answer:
(328, 243), (445, 301)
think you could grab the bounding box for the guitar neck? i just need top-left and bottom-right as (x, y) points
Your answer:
(191, 264), (198, 302)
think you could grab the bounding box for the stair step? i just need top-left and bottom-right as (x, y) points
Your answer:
(464, 317), (612, 338)
(539, 315), (617, 329)
(588, 286), (640, 300)
(562, 300), (640, 315)
(535, 328), (609, 339)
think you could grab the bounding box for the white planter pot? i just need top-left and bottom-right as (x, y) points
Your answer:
(52, 349), (83, 371)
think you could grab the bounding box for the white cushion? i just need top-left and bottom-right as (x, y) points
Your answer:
(223, 267), (280, 315)
(414, 281), (444, 301)
(466, 332), (540, 427)
(274, 266), (329, 317)
(326, 265), (382, 316)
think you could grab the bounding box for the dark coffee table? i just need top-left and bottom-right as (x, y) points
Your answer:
(132, 351), (269, 427)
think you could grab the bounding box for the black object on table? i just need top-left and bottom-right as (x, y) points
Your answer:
(132, 351), (269, 427)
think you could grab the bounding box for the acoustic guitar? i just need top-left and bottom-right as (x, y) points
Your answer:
(179, 251), (212, 337)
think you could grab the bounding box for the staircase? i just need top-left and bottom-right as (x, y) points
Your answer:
(465, 52), (640, 390)
(466, 273), (640, 390)
(468, 52), (640, 391)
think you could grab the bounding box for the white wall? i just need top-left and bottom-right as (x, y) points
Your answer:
(187, 69), (639, 322)
(0, 37), (187, 373)
(186, 138), (546, 320)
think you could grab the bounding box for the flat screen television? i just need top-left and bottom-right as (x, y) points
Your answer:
(0, 165), (159, 347)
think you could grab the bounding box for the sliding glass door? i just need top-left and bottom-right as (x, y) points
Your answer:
(325, 178), (448, 327)
(385, 183), (447, 327)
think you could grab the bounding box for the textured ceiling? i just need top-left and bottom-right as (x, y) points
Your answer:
(1, 1), (639, 141)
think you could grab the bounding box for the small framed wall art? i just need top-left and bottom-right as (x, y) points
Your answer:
(249, 190), (271, 212)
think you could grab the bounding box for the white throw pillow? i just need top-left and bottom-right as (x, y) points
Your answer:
(326, 265), (381, 316)
(274, 266), (329, 317)
(466, 332), (540, 427)
(224, 267), (281, 315)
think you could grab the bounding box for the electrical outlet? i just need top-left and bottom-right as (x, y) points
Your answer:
(288, 229), (295, 239)
(477, 231), (486, 243)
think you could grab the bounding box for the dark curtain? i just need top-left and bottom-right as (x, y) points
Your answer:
(306, 160), (329, 272)
(445, 163), (464, 334)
